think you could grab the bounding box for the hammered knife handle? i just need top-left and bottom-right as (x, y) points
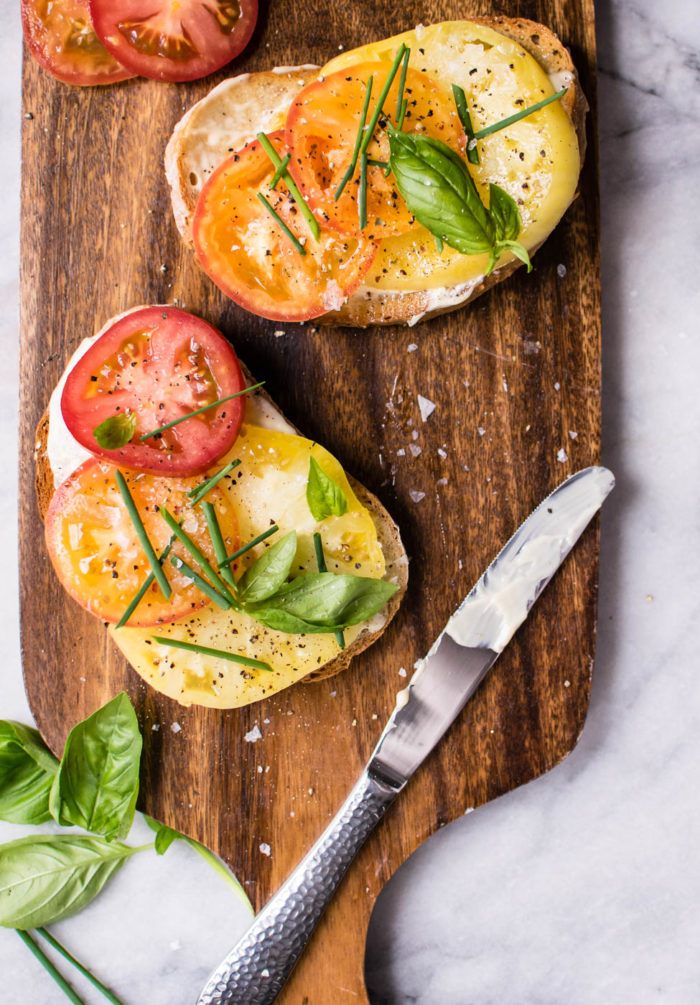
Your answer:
(197, 770), (399, 1005)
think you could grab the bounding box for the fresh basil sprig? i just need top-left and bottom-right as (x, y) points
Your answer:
(247, 572), (397, 634)
(0, 722), (58, 825)
(387, 128), (532, 276)
(93, 411), (136, 450)
(306, 457), (349, 521)
(237, 530), (298, 603)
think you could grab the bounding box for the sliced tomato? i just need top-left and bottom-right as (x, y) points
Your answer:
(61, 307), (246, 477)
(286, 62), (464, 239)
(89, 0), (258, 82)
(192, 131), (378, 322)
(21, 0), (134, 85)
(45, 459), (240, 626)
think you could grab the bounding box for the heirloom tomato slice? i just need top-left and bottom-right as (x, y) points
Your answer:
(61, 307), (245, 477)
(89, 0), (258, 82)
(192, 131), (377, 322)
(21, 0), (134, 85)
(285, 62), (464, 238)
(45, 459), (240, 627)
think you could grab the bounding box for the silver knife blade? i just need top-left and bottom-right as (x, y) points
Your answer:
(369, 465), (615, 788)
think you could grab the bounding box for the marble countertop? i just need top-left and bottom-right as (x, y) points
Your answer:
(1, 1), (699, 1001)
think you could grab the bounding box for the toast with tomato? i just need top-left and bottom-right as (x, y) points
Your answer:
(34, 306), (407, 709)
(165, 18), (586, 327)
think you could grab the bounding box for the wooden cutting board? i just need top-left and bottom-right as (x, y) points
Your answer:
(19, 1), (600, 1001)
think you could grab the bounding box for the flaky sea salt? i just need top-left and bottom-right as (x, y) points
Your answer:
(409, 489), (426, 503)
(417, 394), (436, 422)
(557, 448), (568, 463)
(259, 843), (271, 857)
(244, 725), (262, 743)
(171, 722), (181, 734)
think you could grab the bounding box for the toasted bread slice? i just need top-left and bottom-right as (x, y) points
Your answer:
(165, 18), (586, 328)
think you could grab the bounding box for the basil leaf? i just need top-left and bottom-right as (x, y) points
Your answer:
(49, 693), (142, 842)
(93, 411), (137, 450)
(306, 457), (349, 521)
(144, 815), (182, 856)
(238, 530), (297, 603)
(387, 128), (494, 255)
(248, 573), (398, 633)
(0, 834), (139, 929)
(488, 183), (522, 242)
(0, 722), (58, 826)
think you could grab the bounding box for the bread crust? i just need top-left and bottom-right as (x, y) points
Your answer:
(165, 18), (587, 329)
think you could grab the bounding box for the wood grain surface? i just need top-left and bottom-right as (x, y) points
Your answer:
(19, 1), (600, 1001)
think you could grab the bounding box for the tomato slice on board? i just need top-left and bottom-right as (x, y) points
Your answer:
(192, 131), (378, 322)
(89, 0), (258, 82)
(45, 459), (240, 627)
(21, 0), (134, 86)
(286, 62), (464, 239)
(61, 307), (246, 477)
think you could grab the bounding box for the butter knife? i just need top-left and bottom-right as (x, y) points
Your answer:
(197, 465), (615, 1005)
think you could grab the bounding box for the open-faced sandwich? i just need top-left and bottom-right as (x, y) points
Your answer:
(166, 17), (587, 326)
(35, 306), (407, 708)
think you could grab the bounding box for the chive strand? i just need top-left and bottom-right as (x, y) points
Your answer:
(358, 152), (368, 230)
(313, 532), (345, 650)
(35, 929), (125, 1005)
(219, 524), (280, 569)
(367, 158), (388, 168)
(15, 930), (86, 1005)
(140, 384), (263, 442)
(396, 96), (408, 132)
(116, 534), (176, 629)
(334, 73), (374, 201)
(452, 83), (480, 165)
(256, 132), (321, 240)
(359, 42), (407, 155)
(170, 556), (231, 610)
(188, 459), (241, 505)
(151, 636), (272, 672)
(474, 87), (567, 139)
(115, 470), (171, 600)
(160, 507), (236, 605)
(269, 152), (291, 189)
(395, 47), (411, 123)
(202, 501), (236, 589)
(256, 193), (307, 256)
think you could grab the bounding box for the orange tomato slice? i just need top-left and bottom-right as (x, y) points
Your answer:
(192, 130), (378, 322)
(45, 459), (239, 627)
(285, 62), (464, 238)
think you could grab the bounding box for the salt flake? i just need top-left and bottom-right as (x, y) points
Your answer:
(417, 394), (436, 422)
(409, 489), (426, 503)
(245, 725), (263, 743)
(259, 843), (271, 857)
(557, 448), (568, 463)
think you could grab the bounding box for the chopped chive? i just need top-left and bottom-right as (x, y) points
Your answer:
(475, 87), (568, 139)
(160, 506), (236, 606)
(219, 524), (279, 569)
(116, 534), (176, 628)
(170, 555), (231, 610)
(358, 152), (368, 230)
(115, 470), (171, 601)
(202, 501), (236, 590)
(151, 636), (273, 672)
(396, 96), (408, 132)
(188, 459), (241, 505)
(395, 47), (411, 123)
(334, 73), (374, 201)
(35, 929), (125, 1005)
(269, 152), (291, 189)
(16, 930), (87, 1005)
(256, 132), (321, 240)
(140, 384), (263, 442)
(313, 532), (344, 650)
(452, 83), (480, 165)
(367, 158), (388, 168)
(360, 43), (407, 155)
(434, 234), (444, 254)
(256, 192), (307, 256)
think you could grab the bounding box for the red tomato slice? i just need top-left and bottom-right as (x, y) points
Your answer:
(192, 131), (378, 322)
(21, 0), (134, 86)
(89, 0), (258, 82)
(61, 307), (246, 477)
(286, 62), (464, 238)
(45, 459), (240, 626)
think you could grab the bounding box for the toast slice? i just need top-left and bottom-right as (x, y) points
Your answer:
(165, 18), (587, 327)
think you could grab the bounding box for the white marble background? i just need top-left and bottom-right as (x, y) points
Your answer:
(1, 0), (699, 1002)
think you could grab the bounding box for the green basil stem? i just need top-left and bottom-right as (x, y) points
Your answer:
(15, 930), (87, 1005)
(202, 501), (236, 589)
(451, 83), (480, 165)
(256, 132), (321, 240)
(358, 152), (369, 230)
(359, 43), (407, 155)
(151, 636), (272, 672)
(140, 384), (263, 442)
(187, 459), (241, 505)
(395, 47), (411, 123)
(256, 193), (307, 256)
(334, 74), (374, 201)
(116, 534), (176, 628)
(474, 87), (567, 139)
(183, 839), (254, 914)
(159, 507), (236, 605)
(219, 524), (280, 569)
(170, 556), (232, 610)
(434, 234), (444, 254)
(269, 152), (291, 190)
(35, 929), (124, 1005)
(313, 533), (345, 650)
(115, 470), (171, 601)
